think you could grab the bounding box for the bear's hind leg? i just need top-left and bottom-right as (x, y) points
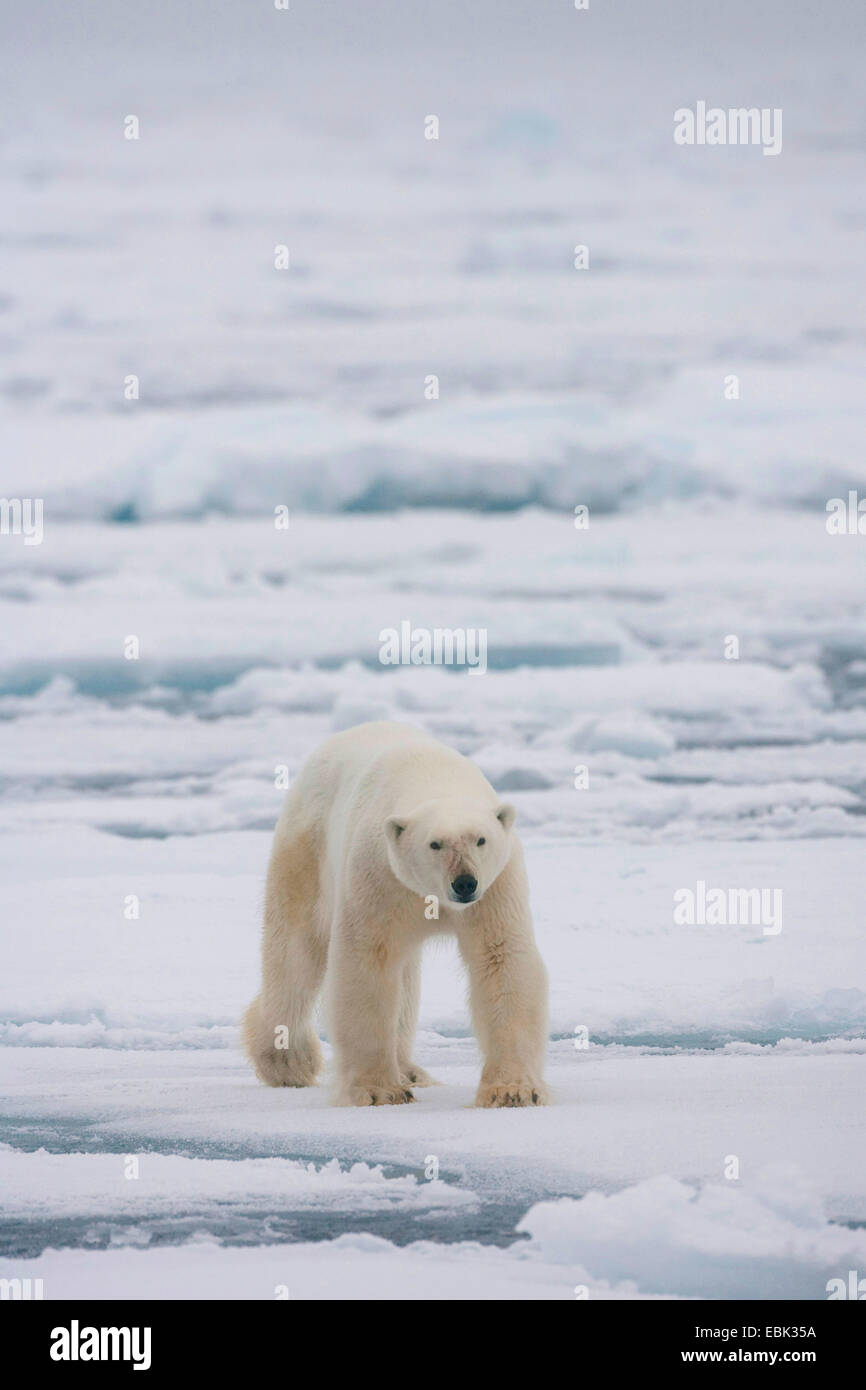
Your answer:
(244, 827), (327, 1088)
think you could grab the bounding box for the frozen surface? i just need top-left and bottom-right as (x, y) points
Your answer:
(0, 1238), (662, 1303)
(1, 0), (864, 1299)
(2, 1044), (864, 1299)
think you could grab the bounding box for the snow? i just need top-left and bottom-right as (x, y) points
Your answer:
(2, 1046), (864, 1298)
(0, 1147), (475, 1223)
(519, 1167), (866, 1301)
(0, 1237), (659, 1302)
(1, 0), (865, 1301)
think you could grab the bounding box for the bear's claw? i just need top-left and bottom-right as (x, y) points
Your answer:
(475, 1080), (548, 1108)
(400, 1065), (439, 1088)
(338, 1083), (416, 1106)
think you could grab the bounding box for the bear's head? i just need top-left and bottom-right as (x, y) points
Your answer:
(384, 798), (516, 908)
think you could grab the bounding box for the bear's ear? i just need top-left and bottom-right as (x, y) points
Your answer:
(496, 803), (516, 831)
(385, 817), (406, 842)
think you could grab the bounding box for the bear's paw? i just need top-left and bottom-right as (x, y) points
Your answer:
(400, 1064), (439, 1088)
(475, 1079), (548, 1108)
(337, 1082), (416, 1107)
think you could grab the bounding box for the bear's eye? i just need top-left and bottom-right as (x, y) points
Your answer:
(430, 841), (441, 851)
(477, 837), (486, 846)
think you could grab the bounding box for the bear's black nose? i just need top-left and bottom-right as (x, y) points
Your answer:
(451, 874), (478, 901)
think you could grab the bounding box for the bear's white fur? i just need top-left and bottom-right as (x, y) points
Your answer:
(243, 721), (549, 1107)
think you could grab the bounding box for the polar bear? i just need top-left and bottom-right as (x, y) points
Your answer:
(243, 721), (549, 1107)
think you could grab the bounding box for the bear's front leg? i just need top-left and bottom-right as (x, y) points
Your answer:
(457, 869), (550, 1108)
(328, 917), (415, 1106)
